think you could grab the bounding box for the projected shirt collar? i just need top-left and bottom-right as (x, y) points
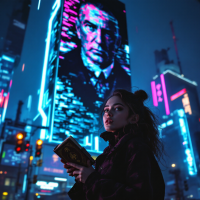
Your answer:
(81, 47), (114, 79)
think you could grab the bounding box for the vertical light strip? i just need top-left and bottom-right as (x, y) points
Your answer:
(151, 81), (158, 107)
(37, 0), (41, 10)
(95, 136), (99, 151)
(38, 0), (61, 139)
(160, 74), (170, 115)
(2, 93), (10, 122)
(22, 174), (27, 193)
(22, 63), (25, 71)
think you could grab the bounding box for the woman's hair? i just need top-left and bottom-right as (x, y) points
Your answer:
(103, 89), (165, 162)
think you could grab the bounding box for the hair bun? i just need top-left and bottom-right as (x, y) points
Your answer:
(134, 90), (148, 102)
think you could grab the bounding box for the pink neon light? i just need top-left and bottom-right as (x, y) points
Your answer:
(160, 74), (170, 115)
(9, 80), (12, 88)
(59, 56), (64, 59)
(4, 93), (10, 109)
(151, 81), (158, 106)
(170, 88), (187, 101)
(0, 89), (4, 107)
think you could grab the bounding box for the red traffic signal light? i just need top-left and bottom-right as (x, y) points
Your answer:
(35, 139), (43, 157)
(25, 141), (30, 152)
(15, 132), (25, 153)
(15, 147), (22, 153)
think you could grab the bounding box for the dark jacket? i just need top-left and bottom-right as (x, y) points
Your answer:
(68, 130), (165, 200)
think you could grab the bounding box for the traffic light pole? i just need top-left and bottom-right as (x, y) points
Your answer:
(14, 163), (21, 200)
(24, 125), (48, 200)
(24, 145), (33, 200)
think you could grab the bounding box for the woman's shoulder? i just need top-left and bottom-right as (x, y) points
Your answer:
(125, 135), (153, 158)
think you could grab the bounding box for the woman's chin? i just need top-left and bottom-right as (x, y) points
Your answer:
(105, 127), (116, 133)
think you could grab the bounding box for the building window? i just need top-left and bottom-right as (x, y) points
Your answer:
(11, 179), (15, 187)
(4, 178), (10, 186)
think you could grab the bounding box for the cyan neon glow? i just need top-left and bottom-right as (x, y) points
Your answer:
(166, 119), (173, 126)
(170, 88), (187, 101)
(22, 174), (27, 193)
(85, 135), (93, 146)
(160, 74), (170, 115)
(38, 0), (61, 139)
(2, 55), (14, 63)
(178, 109), (197, 176)
(38, 0), (41, 10)
(151, 81), (158, 107)
(2, 92), (10, 122)
(95, 136), (99, 151)
(54, 177), (67, 181)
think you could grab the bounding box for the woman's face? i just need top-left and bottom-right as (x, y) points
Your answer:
(103, 95), (133, 132)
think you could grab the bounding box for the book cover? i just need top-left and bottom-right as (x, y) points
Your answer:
(53, 136), (95, 167)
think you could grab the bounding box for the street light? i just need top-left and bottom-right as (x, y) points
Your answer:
(171, 164), (176, 168)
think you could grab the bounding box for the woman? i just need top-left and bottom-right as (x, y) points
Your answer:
(62, 89), (165, 200)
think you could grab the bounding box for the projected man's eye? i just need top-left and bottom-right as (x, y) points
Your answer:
(85, 23), (97, 32)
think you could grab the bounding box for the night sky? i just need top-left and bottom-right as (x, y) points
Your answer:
(5, 0), (200, 122)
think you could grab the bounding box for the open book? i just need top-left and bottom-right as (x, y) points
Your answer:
(53, 136), (95, 167)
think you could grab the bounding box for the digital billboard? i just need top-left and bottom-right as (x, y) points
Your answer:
(39, 144), (67, 177)
(1, 143), (29, 167)
(49, 0), (131, 151)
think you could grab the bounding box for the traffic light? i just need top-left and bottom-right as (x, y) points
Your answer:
(25, 141), (30, 152)
(184, 180), (189, 191)
(15, 132), (25, 153)
(35, 139), (43, 157)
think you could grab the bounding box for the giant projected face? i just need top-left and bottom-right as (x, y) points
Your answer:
(51, 0), (131, 151)
(77, 3), (120, 68)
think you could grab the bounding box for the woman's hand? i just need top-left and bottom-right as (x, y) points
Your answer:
(61, 159), (77, 176)
(65, 160), (95, 183)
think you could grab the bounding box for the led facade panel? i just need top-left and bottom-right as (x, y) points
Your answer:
(39, 0), (131, 153)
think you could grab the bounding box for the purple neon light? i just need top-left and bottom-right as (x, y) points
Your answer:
(160, 74), (170, 115)
(151, 81), (158, 107)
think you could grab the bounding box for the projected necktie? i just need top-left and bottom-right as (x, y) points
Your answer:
(95, 72), (109, 99)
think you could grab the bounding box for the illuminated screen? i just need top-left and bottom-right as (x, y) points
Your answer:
(50, 0), (131, 150)
(1, 143), (29, 167)
(39, 144), (67, 177)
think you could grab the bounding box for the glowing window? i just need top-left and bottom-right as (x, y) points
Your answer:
(4, 178), (10, 186)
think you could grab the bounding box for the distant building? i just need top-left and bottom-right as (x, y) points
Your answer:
(151, 69), (200, 199)
(0, 0), (31, 124)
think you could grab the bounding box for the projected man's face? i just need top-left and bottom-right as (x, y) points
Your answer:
(76, 3), (120, 69)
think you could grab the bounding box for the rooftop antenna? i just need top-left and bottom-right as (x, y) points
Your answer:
(170, 21), (183, 75)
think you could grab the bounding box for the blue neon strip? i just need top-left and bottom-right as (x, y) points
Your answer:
(2, 55), (14, 63)
(38, 0), (61, 139)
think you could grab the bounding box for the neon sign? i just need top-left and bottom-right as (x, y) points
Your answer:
(151, 74), (170, 115)
(170, 88), (187, 101)
(160, 109), (197, 176)
(38, 0), (61, 139)
(182, 93), (192, 115)
(178, 109), (196, 175)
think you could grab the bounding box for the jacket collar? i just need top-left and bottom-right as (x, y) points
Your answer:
(100, 126), (142, 157)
